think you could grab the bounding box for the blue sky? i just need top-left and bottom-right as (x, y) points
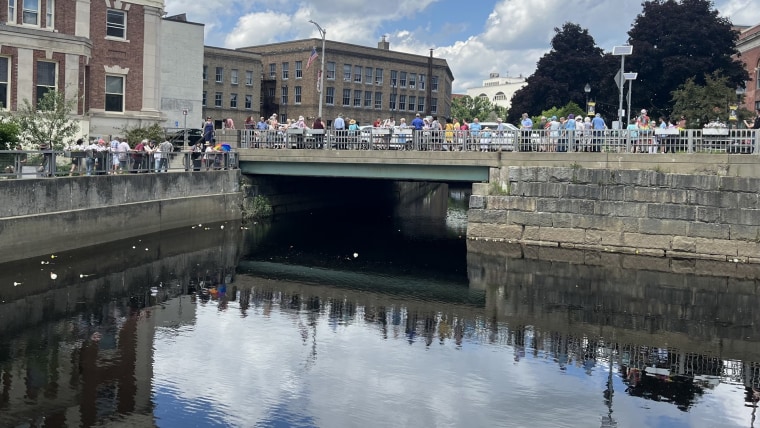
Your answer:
(165, 0), (759, 93)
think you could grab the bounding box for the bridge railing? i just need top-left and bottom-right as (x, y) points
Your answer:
(0, 149), (238, 179)
(237, 128), (758, 154)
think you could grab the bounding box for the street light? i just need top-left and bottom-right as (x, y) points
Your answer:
(584, 83), (591, 116)
(613, 45), (633, 129)
(309, 20), (326, 119)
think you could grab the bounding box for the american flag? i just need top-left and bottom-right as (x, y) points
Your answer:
(306, 47), (318, 70)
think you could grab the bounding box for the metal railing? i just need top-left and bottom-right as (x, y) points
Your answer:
(236, 128), (759, 154)
(0, 149), (238, 179)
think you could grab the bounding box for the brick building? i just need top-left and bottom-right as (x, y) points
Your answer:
(0, 0), (199, 141)
(238, 36), (454, 127)
(737, 23), (760, 112)
(202, 46), (263, 130)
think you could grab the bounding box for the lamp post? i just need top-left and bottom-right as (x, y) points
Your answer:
(309, 20), (326, 119)
(584, 83), (591, 116)
(613, 45), (633, 129)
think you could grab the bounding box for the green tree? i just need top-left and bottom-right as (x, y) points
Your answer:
(0, 121), (20, 150)
(507, 23), (618, 123)
(671, 72), (747, 128)
(451, 95), (496, 122)
(626, 0), (748, 117)
(14, 90), (80, 150)
(121, 123), (166, 147)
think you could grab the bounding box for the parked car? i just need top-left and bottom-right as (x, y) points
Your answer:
(477, 122), (518, 151)
(166, 128), (204, 151)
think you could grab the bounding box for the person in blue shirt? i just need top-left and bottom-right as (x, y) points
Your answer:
(520, 113), (533, 151)
(256, 116), (268, 130)
(591, 113), (606, 152)
(563, 114), (576, 152)
(411, 113), (424, 130)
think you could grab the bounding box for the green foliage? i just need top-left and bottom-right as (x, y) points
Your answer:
(0, 121), (20, 150)
(451, 95), (498, 122)
(530, 102), (585, 128)
(243, 195), (273, 220)
(14, 90), (80, 150)
(671, 72), (747, 127)
(121, 123), (166, 147)
(627, 0), (748, 117)
(507, 23), (617, 123)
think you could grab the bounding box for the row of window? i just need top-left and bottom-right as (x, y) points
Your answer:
(8, 1), (128, 40)
(267, 62), (440, 91)
(203, 66), (255, 86)
(0, 57), (125, 112)
(202, 91), (254, 109)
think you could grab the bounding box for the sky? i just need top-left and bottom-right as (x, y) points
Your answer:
(165, 0), (760, 94)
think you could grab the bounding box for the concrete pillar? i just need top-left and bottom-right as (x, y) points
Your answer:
(141, 6), (162, 115)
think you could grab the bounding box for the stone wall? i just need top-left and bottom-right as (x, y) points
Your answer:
(468, 166), (760, 263)
(0, 170), (242, 263)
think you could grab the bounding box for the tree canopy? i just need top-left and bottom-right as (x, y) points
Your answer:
(626, 0), (748, 117)
(451, 95), (502, 122)
(670, 72), (749, 127)
(14, 90), (80, 150)
(507, 23), (617, 124)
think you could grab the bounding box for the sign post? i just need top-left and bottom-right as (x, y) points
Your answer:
(182, 109), (188, 149)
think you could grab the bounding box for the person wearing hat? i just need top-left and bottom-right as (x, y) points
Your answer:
(564, 114), (576, 152)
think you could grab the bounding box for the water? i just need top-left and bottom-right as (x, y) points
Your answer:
(1, 183), (759, 428)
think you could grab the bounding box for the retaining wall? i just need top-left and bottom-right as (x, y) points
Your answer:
(468, 166), (760, 263)
(0, 170), (242, 263)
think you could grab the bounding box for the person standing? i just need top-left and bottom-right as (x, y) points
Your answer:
(591, 113), (606, 152)
(84, 139), (99, 176)
(117, 138), (130, 172)
(333, 113), (346, 149)
(203, 117), (215, 144)
(158, 139), (173, 172)
(109, 137), (121, 174)
(520, 113), (533, 151)
(312, 116), (325, 148)
(411, 113), (424, 130)
(68, 138), (84, 175)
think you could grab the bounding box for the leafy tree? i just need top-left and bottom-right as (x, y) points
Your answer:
(626, 0), (749, 118)
(14, 90), (80, 150)
(121, 123), (166, 147)
(0, 121), (20, 150)
(451, 95), (497, 121)
(507, 23), (618, 124)
(671, 72), (748, 127)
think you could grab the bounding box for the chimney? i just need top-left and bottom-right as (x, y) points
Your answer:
(378, 35), (390, 50)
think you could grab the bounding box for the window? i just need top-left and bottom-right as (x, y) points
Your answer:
(23, 0), (39, 25)
(45, 0), (53, 27)
(390, 70), (397, 87)
(230, 69), (238, 85)
(230, 93), (237, 108)
(364, 91), (372, 108)
(267, 87), (274, 99)
(106, 9), (125, 38)
(0, 57), (9, 110)
(374, 92), (382, 109)
(365, 67), (373, 85)
(408, 73), (416, 89)
(202, 91), (207, 107)
(408, 96), (416, 111)
(268, 63), (276, 79)
(417, 96), (424, 112)
(756, 62), (760, 89)
(295, 86), (302, 104)
(431, 75), (439, 91)
(105, 75), (124, 112)
(202, 65), (208, 81)
(8, 0), (16, 24)
(245, 70), (253, 86)
(281, 62), (289, 79)
(215, 67), (223, 83)
(327, 61), (336, 80)
(494, 92), (507, 101)
(245, 94), (252, 109)
(431, 97), (437, 114)
(343, 64), (351, 81)
(295, 61), (302, 79)
(326, 87), (335, 105)
(419, 74), (425, 91)
(389, 93), (396, 111)
(354, 66), (362, 83)
(375, 68), (383, 85)
(36, 60), (56, 104)
(214, 92), (222, 107)
(399, 71), (407, 88)
(399, 95), (406, 111)
(342, 89), (350, 106)
(280, 86), (288, 104)
(353, 90), (361, 107)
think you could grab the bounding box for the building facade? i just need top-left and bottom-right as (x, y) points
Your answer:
(0, 0), (198, 142)
(239, 37), (454, 127)
(737, 23), (760, 112)
(201, 46), (263, 130)
(465, 73), (526, 110)
(160, 14), (204, 132)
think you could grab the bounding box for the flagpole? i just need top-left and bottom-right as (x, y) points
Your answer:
(309, 20), (326, 119)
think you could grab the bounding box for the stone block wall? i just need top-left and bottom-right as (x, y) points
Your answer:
(468, 166), (760, 263)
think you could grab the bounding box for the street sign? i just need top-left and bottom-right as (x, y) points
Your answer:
(614, 70), (622, 90)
